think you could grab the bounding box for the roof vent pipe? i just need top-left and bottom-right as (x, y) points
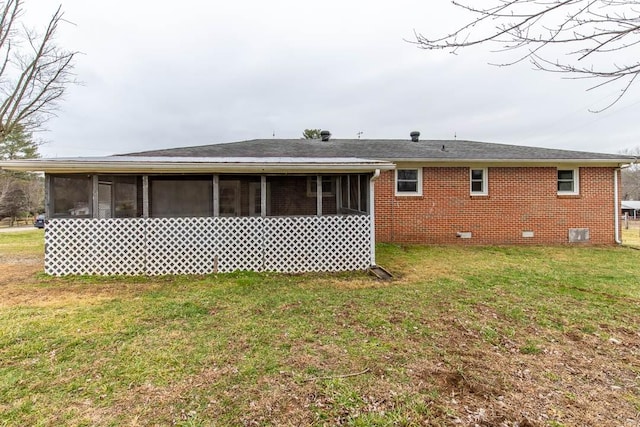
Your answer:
(320, 130), (331, 141)
(410, 131), (420, 142)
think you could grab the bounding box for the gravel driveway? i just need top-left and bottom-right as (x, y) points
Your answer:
(0, 226), (40, 233)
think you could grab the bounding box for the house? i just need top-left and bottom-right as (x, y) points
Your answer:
(0, 131), (632, 276)
(621, 200), (640, 220)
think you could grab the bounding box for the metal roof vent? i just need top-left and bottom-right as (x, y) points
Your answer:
(410, 131), (420, 142)
(320, 130), (331, 141)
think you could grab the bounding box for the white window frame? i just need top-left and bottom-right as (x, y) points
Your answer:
(557, 168), (579, 195)
(307, 176), (335, 197)
(395, 168), (422, 196)
(470, 168), (488, 196)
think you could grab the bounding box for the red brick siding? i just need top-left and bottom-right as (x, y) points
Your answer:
(374, 167), (620, 245)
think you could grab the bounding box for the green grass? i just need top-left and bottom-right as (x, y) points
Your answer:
(1, 230), (640, 426)
(0, 228), (44, 255)
(622, 225), (640, 248)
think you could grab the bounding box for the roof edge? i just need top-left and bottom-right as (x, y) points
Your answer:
(387, 158), (632, 166)
(0, 157), (396, 174)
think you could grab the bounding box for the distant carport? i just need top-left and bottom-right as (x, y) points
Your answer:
(621, 201), (640, 220)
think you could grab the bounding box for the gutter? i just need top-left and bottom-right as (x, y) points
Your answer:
(383, 158), (634, 168)
(369, 169), (381, 266)
(0, 159), (395, 174)
(615, 167), (622, 244)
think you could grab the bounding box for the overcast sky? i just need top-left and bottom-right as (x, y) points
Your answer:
(24, 0), (640, 158)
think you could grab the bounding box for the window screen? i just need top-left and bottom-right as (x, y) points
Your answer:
(150, 177), (212, 217)
(51, 175), (91, 217)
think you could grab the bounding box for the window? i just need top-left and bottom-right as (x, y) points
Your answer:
(307, 176), (335, 197)
(396, 168), (422, 195)
(557, 168), (579, 195)
(470, 168), (488, 195)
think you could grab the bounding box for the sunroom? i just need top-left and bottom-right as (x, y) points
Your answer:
(2, 156), (394, 275)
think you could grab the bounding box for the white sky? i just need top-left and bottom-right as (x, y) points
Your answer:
(24, 0), (640, 157)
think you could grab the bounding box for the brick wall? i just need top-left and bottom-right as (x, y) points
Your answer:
(374, 166), (620, 245)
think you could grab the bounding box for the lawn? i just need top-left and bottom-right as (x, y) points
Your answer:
(0, 230), (639, 426)
(622, 221), (640, 248)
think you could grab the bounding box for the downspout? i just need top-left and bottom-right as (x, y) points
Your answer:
(614, 167), (622, 244)
(369, 169), (381, 266)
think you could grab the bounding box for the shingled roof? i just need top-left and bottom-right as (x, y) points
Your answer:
(124, 138), (632, 163)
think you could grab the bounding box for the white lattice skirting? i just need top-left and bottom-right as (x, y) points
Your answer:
(45, 216), (372, 275)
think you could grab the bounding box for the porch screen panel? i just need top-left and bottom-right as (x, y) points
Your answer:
(341, 176), (349, 209)
(359, 174), (368, 213)
(339, 175), (368, 213)
(50, 175), (92, 217)
(114, 176), (138, 218)
(322, 176), (337, 215)
(96, 175), (140, 218)
(349, 175), (360, 211)
(98, 183), (112, 219)
(267, 176), (316, 216)
(150, 177), (212, 217)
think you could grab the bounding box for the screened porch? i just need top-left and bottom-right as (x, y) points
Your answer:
(44, 172), (376, 275)
(47, 173), (372, 219)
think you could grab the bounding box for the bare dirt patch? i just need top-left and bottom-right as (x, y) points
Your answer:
(0, 255), (42, 286)
(0, 253), (158, 307)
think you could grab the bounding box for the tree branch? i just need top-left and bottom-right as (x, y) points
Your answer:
(412, 0), (640, 109)
(302, 367), (370, 382)
(0, 1), (77, 140)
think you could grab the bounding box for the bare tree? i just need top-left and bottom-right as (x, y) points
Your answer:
(0, 125), (42, 219)
(621, 169), (640, 199)
(0, 0), (78, 142)
(0, 182), (25, 219)
(21, 173), (43, 214)
(413, 1), (640, 110)
(620, 147), (640, 199)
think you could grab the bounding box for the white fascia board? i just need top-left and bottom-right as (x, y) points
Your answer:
(0, 157), (395, 174)
(388, 158), (632, 167)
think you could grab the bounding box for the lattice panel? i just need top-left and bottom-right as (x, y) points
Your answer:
(319, 215), (371, 271)
(46, 218), (146, 275)
(264, 215), (371, 273)
(45, 215), (371, 276)
(146, 217), (217, 275)
(211, 217), (264, 273)
(264, 217), (321, 273)
(145, 217), (264, 275)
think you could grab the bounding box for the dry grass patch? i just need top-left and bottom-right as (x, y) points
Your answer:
(622, 223), (640, 248)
